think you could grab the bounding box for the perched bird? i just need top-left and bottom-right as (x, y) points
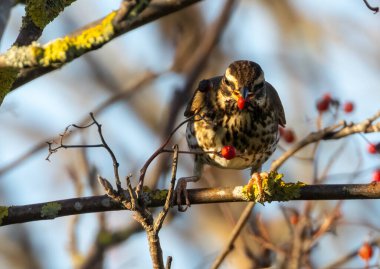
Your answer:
(177, 60), (286, 211)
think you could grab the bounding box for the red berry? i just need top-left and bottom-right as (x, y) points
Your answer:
(358, 242), (373, 262)
(343, 101), (354, 113)
(368, 144), (378, 154)
(323, 93), (332, 102)
(237, 97), (246, 110)
(316, 98), (330, 112)
(372, 169), (380, 182)
(221, 145), (236, 160)
(282, 129), (296, 143)
(290, 213), (299, 225)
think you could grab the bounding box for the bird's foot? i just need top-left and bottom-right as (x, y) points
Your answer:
(175, 176), (198, 212)
(248, 172), (269, 204)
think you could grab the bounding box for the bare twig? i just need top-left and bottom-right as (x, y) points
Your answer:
(97, 144), (179, 269)
(211, 202), (256, 269)
(362, 0), (379, 13)
(154, 145), (178, 231)
(271, 110), (380, 171)
(113, 0), (152, 25)
(47, 113), (122, 193)
(136, 116), (194, 196)
(89, 113), (122, 192)
(0, 72), (157, 177)
(165, 256), (172, 269)
(323, 239), (380, 269)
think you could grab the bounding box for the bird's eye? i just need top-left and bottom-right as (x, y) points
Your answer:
(253, 82), (264, 91)
(224, 77), (232, 87)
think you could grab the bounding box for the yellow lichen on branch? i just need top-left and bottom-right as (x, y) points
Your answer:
(242, 171), (306, 203)
(0, 11), (116, 104)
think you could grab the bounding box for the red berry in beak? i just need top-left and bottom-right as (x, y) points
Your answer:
(237, 97), (246, 110)
(221, 145), (236, 160)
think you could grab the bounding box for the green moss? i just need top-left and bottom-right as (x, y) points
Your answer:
(26, 0), (76, 29)
(41, 202), (62, 219)
(0, 206), (9, 225)
(150, 189), (169, 200)
(0, 67), (19, 105)
(242, 171), (306, 203)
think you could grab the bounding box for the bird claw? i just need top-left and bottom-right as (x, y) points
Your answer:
(175, 178), (193, 212)
(249, 172), (268, 203)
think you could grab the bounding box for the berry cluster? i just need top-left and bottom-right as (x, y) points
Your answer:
(316, 93), (354, 114)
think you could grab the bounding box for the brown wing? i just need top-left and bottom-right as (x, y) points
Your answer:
(184, 76), (222, 117)
(265, 82), (286, 127)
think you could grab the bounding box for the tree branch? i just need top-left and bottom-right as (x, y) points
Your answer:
(0, 0), (202, 103)
(1, 183), (380, 227)
(271, 110), (380, 171)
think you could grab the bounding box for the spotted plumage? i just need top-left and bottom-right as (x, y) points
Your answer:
(177, 60), (286, 211)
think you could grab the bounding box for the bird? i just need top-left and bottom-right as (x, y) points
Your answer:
(176, 60), (286, 211)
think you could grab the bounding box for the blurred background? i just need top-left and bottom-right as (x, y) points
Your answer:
(0, 0), (380, 268)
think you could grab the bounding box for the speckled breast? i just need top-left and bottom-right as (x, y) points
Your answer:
(186, 108), (279, 170)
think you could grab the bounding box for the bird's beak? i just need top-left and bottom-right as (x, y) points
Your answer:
(241, 87), (249, 99)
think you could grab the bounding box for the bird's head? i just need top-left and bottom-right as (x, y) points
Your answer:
(221, 60), (266, 110)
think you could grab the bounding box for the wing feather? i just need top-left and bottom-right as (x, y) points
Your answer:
(265, 82), (286, 127)
(184, 76), (222, 117)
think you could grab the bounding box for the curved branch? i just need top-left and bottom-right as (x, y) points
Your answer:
(271, 110), (380, 171)
(1, 183), (380, 227)
(1, 0), (201, 94)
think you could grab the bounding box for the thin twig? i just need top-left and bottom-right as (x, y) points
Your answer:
(0, 72), (157, 177)
(362, 0), (379, 13)
(154, 145), (178, 231)
(46, 113), (123, 193)
(136, 116), (194, 196)
(211, 202), (255, 269)
(165, 256), (172, 269)
(271, 110), (380, 171)
(89, 113), (122, 193)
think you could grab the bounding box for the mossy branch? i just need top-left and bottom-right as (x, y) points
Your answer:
(1, 182), (380, 227)
(0, 0), (201, 105)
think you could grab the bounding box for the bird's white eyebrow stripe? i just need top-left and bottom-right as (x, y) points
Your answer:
(225, 68), (238, 89)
